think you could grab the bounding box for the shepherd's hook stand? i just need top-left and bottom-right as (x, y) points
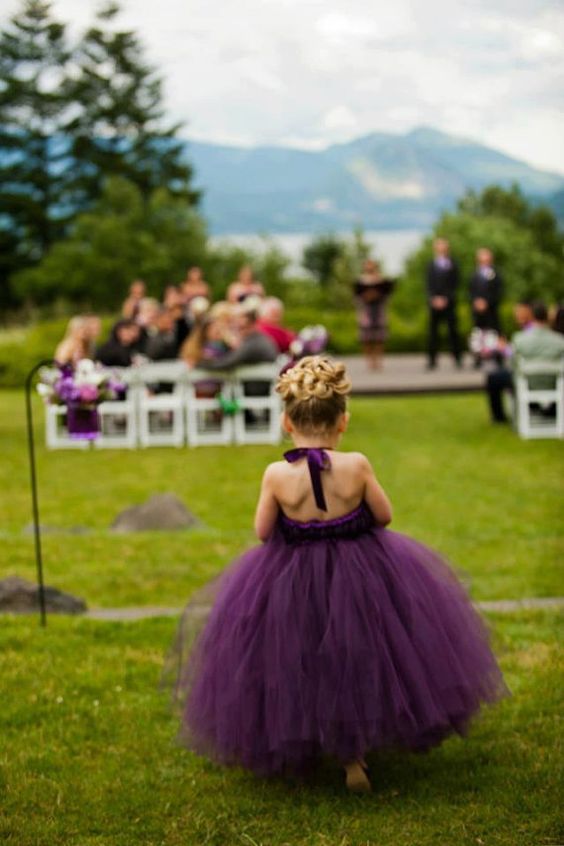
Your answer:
(25, 359), (57, 627)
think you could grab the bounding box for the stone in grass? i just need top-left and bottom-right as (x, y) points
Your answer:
(0, 576), (87, 615)
(111, 493), (199, 533)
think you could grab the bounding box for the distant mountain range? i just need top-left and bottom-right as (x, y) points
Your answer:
(185, 127), (564, 234)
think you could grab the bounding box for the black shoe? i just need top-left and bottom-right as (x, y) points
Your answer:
(426, 362), (437, 371)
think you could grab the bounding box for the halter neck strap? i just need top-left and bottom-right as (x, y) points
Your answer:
(283, 447), (331, 511)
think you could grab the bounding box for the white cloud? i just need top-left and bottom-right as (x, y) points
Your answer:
(2, 0), (563, 174)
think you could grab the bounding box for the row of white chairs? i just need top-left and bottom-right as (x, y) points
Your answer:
(513, 358), (564, 440)
(44, 361), (285, 449)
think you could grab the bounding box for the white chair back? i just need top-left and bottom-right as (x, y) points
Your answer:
(514, 357), (564, 439)
(134, 360), (188, 448)
(232, 362), (283, 445)
(185, 368), (234, 446)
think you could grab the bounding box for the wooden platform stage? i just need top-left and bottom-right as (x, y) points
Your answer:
(340, 353), (484, 396)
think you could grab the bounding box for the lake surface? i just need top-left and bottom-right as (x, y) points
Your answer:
(210, 229), (426, 277)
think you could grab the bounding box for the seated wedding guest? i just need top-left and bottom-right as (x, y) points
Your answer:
(144, 309), (179, 361)
(122, 279), (146, 320)
(550, 303), (564, 335)
(209, 301), (239, 348)
(136, 297), (160, 329)
(486, 301), (564, 423)
(257, 296), (296, 353)
(181, 266), (210, 304)
(180, 315), (233, 399)
(195, 306), (277, 370)
(83, 314), (102, 357)
(55, 316), (91, 365)
(180, 316), (231, 367)
(96, 320), (142, 368)
(227, 265), (265, 304)
(163, 285), (192, 349)
(186, 295), (210, 323)
(135, 297), (161, 354)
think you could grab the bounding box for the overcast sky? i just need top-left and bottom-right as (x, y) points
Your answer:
(3, 0), (563, 174)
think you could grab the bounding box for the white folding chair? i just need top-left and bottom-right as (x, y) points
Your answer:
(232, 363), (282, 445)
(94, 367), (139, 449)
(95, 396), (138, 448)
(135, 361), (187, 447)
(185, 369), (234, 446)
(514, 358), (564, 439)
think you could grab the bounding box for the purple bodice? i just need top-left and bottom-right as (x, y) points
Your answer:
(279, 447), (375, 542)
(278, 502), (375, 544)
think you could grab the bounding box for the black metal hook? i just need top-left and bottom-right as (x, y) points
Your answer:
(24, 359), (57, 627)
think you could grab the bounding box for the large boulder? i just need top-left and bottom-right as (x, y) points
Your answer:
(0, 576), (87, 615)
(111, 493), (199, 533)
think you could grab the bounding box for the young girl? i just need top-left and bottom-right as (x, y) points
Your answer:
(167, 356), (508, 791)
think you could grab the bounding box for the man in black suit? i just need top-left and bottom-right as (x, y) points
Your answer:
(426, 238), (461, 369)
(469, 248), (503, 332)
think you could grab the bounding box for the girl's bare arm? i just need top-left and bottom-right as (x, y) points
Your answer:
(254, 465), (281, 541)
(359, 455), (393, 526)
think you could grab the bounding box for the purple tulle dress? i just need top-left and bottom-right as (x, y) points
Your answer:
(165, 448), (508, 776)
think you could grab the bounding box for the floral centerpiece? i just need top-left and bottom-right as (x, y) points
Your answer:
(38, 359), (126, 440)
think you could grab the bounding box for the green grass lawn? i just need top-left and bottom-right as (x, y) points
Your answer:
(1, 611), (562, 846)
(1, 389), (563, 844)
(1, 390), (562, 605)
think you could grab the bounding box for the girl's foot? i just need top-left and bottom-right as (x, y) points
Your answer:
(344, 761), (372, 793)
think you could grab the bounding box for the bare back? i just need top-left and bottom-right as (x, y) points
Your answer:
(269, 451), (376, 522)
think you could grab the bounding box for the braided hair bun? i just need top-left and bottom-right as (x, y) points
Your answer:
(276, 356), (351, 432)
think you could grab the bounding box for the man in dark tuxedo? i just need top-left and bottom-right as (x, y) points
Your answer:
(469, 248), (503, 332)
(426, 237), (461, 369)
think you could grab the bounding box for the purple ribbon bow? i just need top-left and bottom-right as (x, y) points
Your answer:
(283, 447), (332, 511)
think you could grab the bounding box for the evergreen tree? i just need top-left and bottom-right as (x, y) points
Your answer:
(67, 2), (199, 210)
(0, 0), (71, 305)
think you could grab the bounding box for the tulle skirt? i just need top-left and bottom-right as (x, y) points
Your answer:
(164, 508), (508, 776)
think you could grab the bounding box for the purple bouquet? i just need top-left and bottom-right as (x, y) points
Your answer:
(38, 360), (126, 439)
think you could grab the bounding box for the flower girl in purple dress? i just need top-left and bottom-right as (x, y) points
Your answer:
(167, 356), (507, 792)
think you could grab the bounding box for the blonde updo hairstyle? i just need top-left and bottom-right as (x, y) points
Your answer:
(276, 356), (351, 433)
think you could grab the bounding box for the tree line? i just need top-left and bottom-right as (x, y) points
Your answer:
(0, 0), (198, 308)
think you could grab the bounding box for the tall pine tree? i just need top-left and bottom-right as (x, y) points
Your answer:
(67, 2), (199, 210)
(0, 0), (71, 306)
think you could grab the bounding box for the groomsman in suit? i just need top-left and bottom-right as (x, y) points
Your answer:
(486, 301), (564, 422)
(469, 248), (503, 332)
(426, 237), (461, 369)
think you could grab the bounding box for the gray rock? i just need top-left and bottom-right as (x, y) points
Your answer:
(0, 576), (87, 615)
(111, 493), (199, 533)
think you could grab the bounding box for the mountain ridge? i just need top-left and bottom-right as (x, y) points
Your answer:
(183, 126), (564, 234)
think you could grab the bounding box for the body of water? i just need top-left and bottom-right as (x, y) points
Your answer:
(210, 229), (426, 277)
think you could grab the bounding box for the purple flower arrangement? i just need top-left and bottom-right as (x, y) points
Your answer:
(38, 360), (126, 440)
(39, 360), (126, 407)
